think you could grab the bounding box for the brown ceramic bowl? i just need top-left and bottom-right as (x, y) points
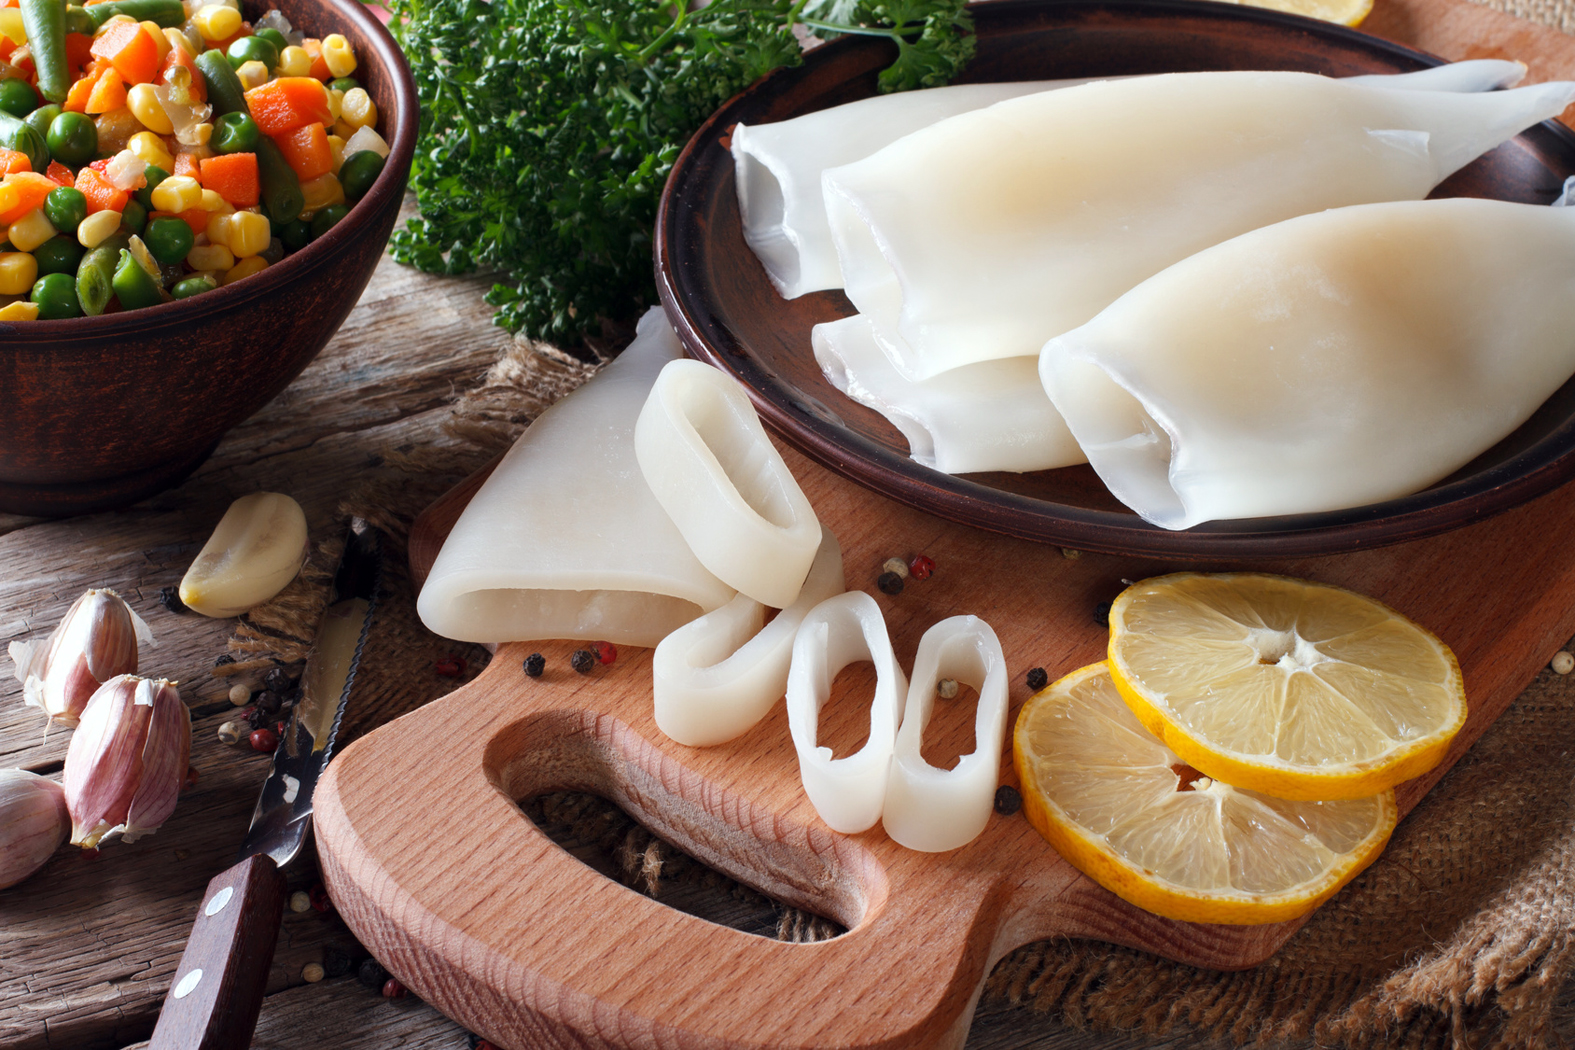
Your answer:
(656, 0), (1575, 558)
(0, 0), (416, 517)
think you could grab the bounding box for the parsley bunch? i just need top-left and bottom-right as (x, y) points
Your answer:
(385, 0), (975, 346)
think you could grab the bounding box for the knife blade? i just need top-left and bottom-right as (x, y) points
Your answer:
(149, 520), (383, 1050)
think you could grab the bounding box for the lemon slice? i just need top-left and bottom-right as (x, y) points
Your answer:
(1218, 0), (1373, 27)
(1013, 662), (1397, 925)
(1108, 573), (1466, 801)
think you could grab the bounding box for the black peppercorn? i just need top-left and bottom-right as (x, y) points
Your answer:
(322, 946), (353, 978)
(357, 958), (389, 989)
(570, 649), (596, 674)
(214, 653), (235, 667)
(877, 571), (904, 595)
(244, 705), (269, 731)
(254, 690), (282, 718)
(1094, 601), (1112, 627)
(994, 785), (1022, 815)
(523, 652), (545, 677)
(157, 586), (187, 614)
(263, 666), (293, 694)
(1025, 667), (1048, 691)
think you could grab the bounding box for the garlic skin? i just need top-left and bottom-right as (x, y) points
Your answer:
(179, 492), (309, 617)
(64, 676), (191, 849)
(8, 588), (155, 729)
(0, 770), (69, 889)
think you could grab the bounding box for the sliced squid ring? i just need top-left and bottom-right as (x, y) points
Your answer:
(785, 591), (906, 834)
(635, 359), (822, 609)
(882, 616), (1009, 853)
(653, 530), (845, 748)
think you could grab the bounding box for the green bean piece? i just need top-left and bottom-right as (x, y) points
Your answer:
(309, 204), (349, 240)
(338, 150), (385, 201)
(83, 0), (184, 28)
(0, 79), (37, 120)
(20, 0), (68, 104)
(195, 49), (250, 117)
(111, 247), (161, 309)
(142, 216), (193, 266)
(0, 111), (49, 173)
(43, 186), (86, 234)
(46, 110), (95, 167)
(119, 198), (147, 236)
(23, 103), (61, 142)
(31, 271), (81, 318)
(227, 35), (278, 73)
(32, 235), (83, 276)
(135, 164), (169, 210)
(277, 217), (311, 252)
(255, 137), (303, 226)
(74, 234), (126, 317)
(211, 111), (260, 155)
(328, 77), (361, 96)
(62, 5), (93, 35)
(171, 273), (217, 299)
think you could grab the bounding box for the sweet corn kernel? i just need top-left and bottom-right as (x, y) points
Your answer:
(327, 133), (345, 175)
(205, 212), (232, 248)
(235, 61), (269, 91)
(330, 119), (355, 141)
(78, 210), (123, 248)
(127, 83), (174, 134)
(199, 188), (229, 212)
(227, 211), (270, 258)
(8, 209), (53, 253)
(322, 34), (356, 79)
(298, 172), (344, 214)
(339, 88), (376, 131)
(127, 131), (175, 172)
(191, 4), (240, 41)
(186, 243), (234, 271)
(222, 255), (268, 284)
(277, 45), (311, 78)
(325, 87), (343, 124)
(163, 26), (195, 56)
(0, 9), (26, 45)
(189, 121), (213, 146)
(0, 300), (40, 321)
(140, 21), (171, 61)
(0, 252), (38, 296)
(151, 175), (201, 213)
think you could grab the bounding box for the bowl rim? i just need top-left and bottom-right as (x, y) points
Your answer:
(0, 0), (419, 346)
(656, 0), (1575, 558)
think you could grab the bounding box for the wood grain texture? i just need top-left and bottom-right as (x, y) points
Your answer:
(316, 428), (1575, 1049)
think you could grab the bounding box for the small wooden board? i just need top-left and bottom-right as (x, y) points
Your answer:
(315, 431), (1575, 1050)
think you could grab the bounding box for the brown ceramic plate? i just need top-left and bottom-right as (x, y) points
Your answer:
(655, 0), (1575, 558)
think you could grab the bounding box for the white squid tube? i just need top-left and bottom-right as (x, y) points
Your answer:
(882, 616), (1009, 853)
(653, 529), (846, 747)
(786, 592), (906, 834)
(635, 359), (822, 609)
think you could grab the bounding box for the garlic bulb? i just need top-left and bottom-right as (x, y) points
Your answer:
(0, 770), (69, 889)
(64, 676), (191, 848)
(179, 492), (309, 617)
(8, 588), (154, 729)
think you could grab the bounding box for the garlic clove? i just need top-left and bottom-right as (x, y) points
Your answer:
(9, 589), (153, 729)
(64, 675), (187, 848)
(0, 769), (69, 889)
(179, 493), (309, 618)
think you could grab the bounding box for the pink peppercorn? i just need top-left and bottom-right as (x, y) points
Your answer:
(594, 641), (617, 665)
(310, 882), (334, 914)
(435, 655), (466, 678)
(908, 554), (935, 580)
(383, 977), (407, 999)
(249, 728), (278, 753)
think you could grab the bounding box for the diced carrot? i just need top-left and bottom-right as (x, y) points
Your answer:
(208, 24), (252, 54)
(173, 151), (201, 179)
(74, 166), (129, 214)
(244, 77), (331, 136)
(65, 32), (94, 78)
(272, 122), (331, 182)
(0, 171), (60, 225)
(85, 66), (127, 114)
(64, 61), (102, 113)
(149, 207), (209, 236)
(91, 20), (159, 86)
(158, 43), (206, 103)
(0, 149), (30, 175)
(45, 161), (74, 187)
(199, 152), (258, 207)
(0, 37), (13, 62)
(299, 38), (330, 81)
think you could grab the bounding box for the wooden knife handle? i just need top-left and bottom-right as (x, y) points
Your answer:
(148, 854), (289, 1050)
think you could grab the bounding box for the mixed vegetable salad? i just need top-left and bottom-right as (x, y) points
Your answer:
(0, 0), (389, 320)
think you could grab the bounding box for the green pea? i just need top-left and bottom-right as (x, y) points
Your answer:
(277, 217), (311, 252)
(31, 236), (84, 277)
(111, 247), (161, 310)
(46, 111), (96, 167)
(211, 111), (260, 155)
(119, 198), (147, 235)
(328, 77), (360, 95)
(227, 35), (279, 73)
(142, 217), (193, 266)
(309, 204), (349, 240)
(171, 274), (217, 299)
(30, 271), (81, 319)
(43, 186), (87, 234)
(254, 27), (288, 53)
(136, 165), (169, 210)
(24, 104), (61, 142)
(338, 150), (384, 201)
(0, 79), (38, 120)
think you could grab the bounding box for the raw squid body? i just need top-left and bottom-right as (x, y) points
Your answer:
(824, 69), (1575, 380)
(1038, 197), (1575, 530)
(812, 313), (1083, 474)
(417, 309), (735, 645)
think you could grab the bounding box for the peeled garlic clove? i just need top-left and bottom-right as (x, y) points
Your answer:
(882, 616), (1009, 853)
(179, 493), (309, 617)
(64, 676), (190, 848)
(0, 770), (69, 889)
(8, 588), (153, 729)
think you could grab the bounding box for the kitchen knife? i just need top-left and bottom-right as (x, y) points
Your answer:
(149, 520), (383, 1050)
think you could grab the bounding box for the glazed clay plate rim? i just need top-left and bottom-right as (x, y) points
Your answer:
(655, 0), (1575, 559)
